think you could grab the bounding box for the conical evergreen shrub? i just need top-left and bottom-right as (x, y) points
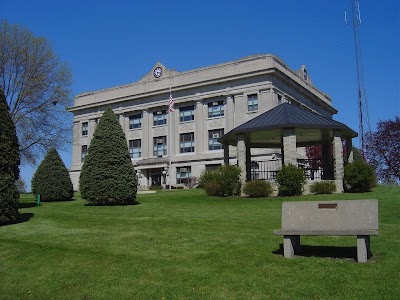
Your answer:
(31, 148), (73, 201)
(79, 107), (137, 205)
(0, 90), (20, 224)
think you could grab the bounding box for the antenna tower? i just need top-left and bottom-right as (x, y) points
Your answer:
(348, 0), (371, 153)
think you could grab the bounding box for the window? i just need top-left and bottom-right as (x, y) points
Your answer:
(278, 95), (282, 103)
(247, 94), (258, 112)
(82, 122), (88, 136)
(206, 164), (221, 171)
(180, 132), (195, 153)
(208, 101), (224, 118)
(153, 136), (167, 156)
(81, 145), (88, 162)
(208, 129), (224, 150)
(129, 139), (141, 158)
(129, 114), (142, 129)
(176, 166), (191, 184)
(179, 105), (195, 122)
(153, 110), (167, 126)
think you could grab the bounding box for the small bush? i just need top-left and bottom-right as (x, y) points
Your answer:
(150, 185), (163, 191)
(204, 181), (222, 196)
(344, 161), (375, 193)
(199, 165), (241, 197)
(310, 181), (336, 194)
(276, 163), (305, 196)
(243, 180), (273, 198)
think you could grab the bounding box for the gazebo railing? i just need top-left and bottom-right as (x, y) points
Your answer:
(297, 159), (335, 181)
(251, 160), (282, 182)
(251, 159), (335, 181)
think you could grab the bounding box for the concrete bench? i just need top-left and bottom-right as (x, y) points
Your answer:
(273, 200), (379, 263)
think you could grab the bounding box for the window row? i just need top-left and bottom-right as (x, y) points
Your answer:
(80, 95), (258, 136)
(81, 129), (224, 162)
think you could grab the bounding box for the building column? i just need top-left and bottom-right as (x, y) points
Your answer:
(282, 128), (297, 165)
(236, 134), (247, 188)
(72, 122), (80, 167)
(142, 109), (150, 158)
(195, 100), (204, 153)
(226, 95), (234, 132)
(333, 130), (344, 192)
(119, 113), (125, 132)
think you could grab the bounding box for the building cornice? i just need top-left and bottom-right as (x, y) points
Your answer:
(69, 54), (333, 113)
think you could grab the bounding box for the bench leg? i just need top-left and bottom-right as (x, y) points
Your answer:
(283, 235), (301, 258)
(357, 235), (371, 263)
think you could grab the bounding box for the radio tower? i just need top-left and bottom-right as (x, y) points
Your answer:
(347, 0), (371, 153)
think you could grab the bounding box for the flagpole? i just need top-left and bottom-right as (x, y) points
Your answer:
(168, 79), (173, 190)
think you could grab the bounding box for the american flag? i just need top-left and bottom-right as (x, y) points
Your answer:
(168, 93), (174, 112)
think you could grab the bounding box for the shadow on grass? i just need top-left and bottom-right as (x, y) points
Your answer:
(19, 202), (37, 208)
(1, 213), (34, 227)
(273, 244), (359, 261)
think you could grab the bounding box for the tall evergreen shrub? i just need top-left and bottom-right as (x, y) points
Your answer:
(0, 90), (20, 224)
(79, 107), (137, 205)
(31, 148), (73, 201)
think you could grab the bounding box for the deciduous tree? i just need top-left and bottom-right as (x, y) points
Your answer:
(365, 116), (400, 184)
(0, 20), (72, 164)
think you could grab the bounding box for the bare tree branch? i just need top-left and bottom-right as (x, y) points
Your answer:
(0, 20), (72, 164)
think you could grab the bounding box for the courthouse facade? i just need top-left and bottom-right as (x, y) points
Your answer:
(69, 55), (338, 191)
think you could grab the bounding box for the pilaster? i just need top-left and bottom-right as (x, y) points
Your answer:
(71, 122), (80, 167)
(142, 109), (150, 158)
(195, 100), (204, 153)
(226, 95), (234, 131)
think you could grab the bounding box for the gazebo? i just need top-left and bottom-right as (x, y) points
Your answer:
(219, 103), (358, 193)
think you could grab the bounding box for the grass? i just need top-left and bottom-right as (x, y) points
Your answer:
(1, 186), (399, 299)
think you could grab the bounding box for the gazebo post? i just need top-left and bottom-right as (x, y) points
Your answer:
(223, 142), (230, 165)
(236, 134), (247, 189)
(333, 130), (344, 192)
(282, 128), (297, 165)
(346, 137), (354, 163)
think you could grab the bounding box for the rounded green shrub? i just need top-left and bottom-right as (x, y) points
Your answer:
(204, 181), (222, 196)
(344, 161), (375, 193)
(79, 107), (137, 205)
(243, 180), (273, 198)
(0, 90), (20, 224)
(199, 164), (241, 197)
(31, 148), (73, 202)
(309, 181), (336, 194)
(276, 163), (305, 196)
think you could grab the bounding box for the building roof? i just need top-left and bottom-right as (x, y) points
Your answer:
(220, 103), (357, 147)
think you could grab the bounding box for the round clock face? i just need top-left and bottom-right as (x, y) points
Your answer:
(153, 67), (163, 78)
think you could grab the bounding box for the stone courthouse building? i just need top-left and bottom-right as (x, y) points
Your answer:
(69, 54), (355, 191)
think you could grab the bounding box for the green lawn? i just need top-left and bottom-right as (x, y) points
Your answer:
(1, 186), (399, 299)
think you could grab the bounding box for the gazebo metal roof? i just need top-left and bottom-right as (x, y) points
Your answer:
(220, 103), (357, 147)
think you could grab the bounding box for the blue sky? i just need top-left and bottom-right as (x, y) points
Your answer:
(1, 0), (399, 190)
